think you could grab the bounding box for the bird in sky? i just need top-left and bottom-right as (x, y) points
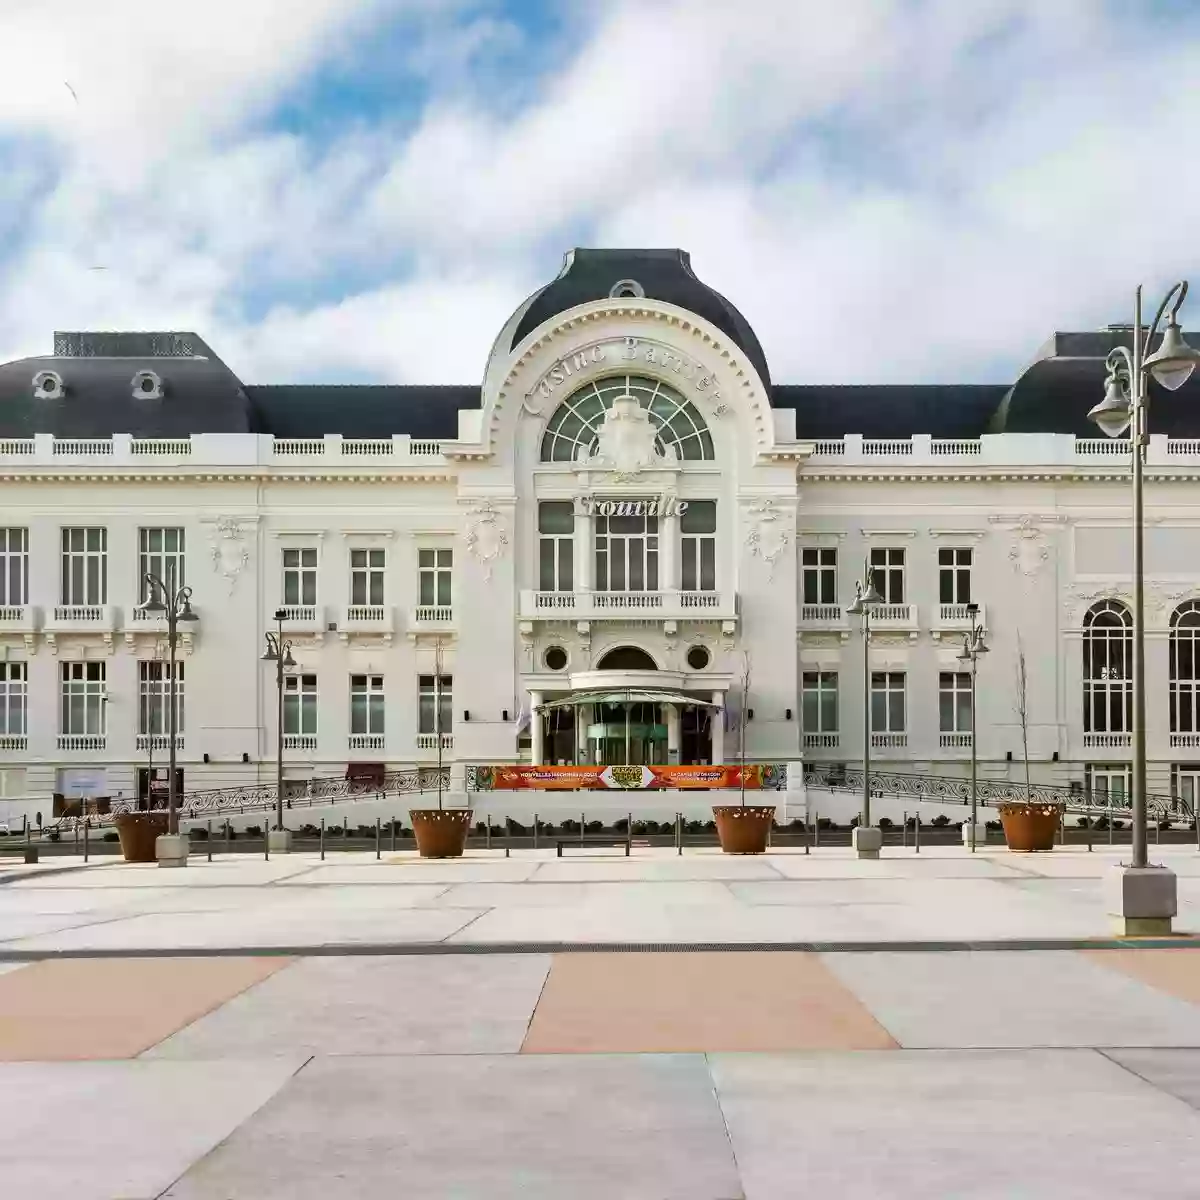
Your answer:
(64, 82), (78, 104)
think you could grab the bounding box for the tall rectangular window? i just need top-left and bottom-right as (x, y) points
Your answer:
(350, 549), (386, 606)
(61, 662), (106, 735)
(680, 501), (716, 592)
(869, 547), (905, 605)
(801, 547), (837, 605)
(938, 672), (972, 732)
(139, 527), (185, 597)
(870, 671), (906, 732)
(138, 661), (184, 735)
(0, 662), (27, 736)
(538, 502), (574, 592)
(938, 547), (972, 605)
(0, 529), (29, 607)
(282, 548), (318, 606)
(350, 674), (385, 735)
(61, 528), (107, 605)
(283, 673), (318, 735)
(418, 674), (453, 734)
(418, 549), (453, 607)
(595, 505), (658, 592)
(801, 671), (839, 733)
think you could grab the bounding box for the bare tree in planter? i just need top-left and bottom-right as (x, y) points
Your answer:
(739, 650), (751, 806)
(1014, 630), (1032, 802)
(712, 649), (773, 852)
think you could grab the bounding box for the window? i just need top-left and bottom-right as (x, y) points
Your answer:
(1170, 602), (1200, 733)
(1172, 765), (1200, 817)
(350, 549), (386, 606)
(61, 662), (106, 735)
(418, 549), (452, 607)
(869, 547), (905, 604)
(681, 501), (716, 592)
(61, 528), (107, 605)
(0, 528), (28, 607)
(939, 672), (972, 733)
(801, 672), (839, 734)
(938, 547), (972, 605)
(418, 674), (453, 735)
(870, 672), (906, 732)
(138, 661), (184, 735)
(350, 675), (385, 736)
(596, 505), (658, 591)
(282, 548), (318, 607)
(139, 527), (185, 597)
(283, 674), (318, 735)
(801, 547), (837, 606)
(1083, 601), (1132, 733)
(538, 503), (574, 592)
(540, 375), (714, 462)
(0, 662), (27, 736)
(1086, 764), (1131, 806)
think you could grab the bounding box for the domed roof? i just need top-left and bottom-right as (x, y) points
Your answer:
(510, 249), (772, 389)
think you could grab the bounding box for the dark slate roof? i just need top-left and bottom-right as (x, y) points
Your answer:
(511, 249), (773, 389)
(773, 385), (1009, 440)
(246, 385), (478, 439)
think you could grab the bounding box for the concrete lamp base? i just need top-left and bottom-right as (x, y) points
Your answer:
(961, 822), (988, 849)
(267, 829), (294, 854)
(155, 833), (189, 868)
(852, 825), (882, 860)
(1106, 864), (1178, 936)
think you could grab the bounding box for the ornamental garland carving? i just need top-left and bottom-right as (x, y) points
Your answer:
(463, 501), (510, 582)
(1004, 515), (1052, 577)
(209, 518), (251, 595)
(744, 498), (792, 581)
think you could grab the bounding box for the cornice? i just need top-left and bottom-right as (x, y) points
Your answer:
(0, 470), (457, 484)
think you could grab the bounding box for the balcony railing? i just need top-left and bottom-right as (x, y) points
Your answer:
(349, 734), (385, 751)
(45, 605), (116, 639)
(871, 732), (907, 748)
(339, 605), (393, 638)
(520, 589), (738, 623)
(1170, 733), (1200, 748)
(417, 733), (454, 751)
(136, 734), (185, 751)
(0, 734), (27, 751)
(869, 604), (918, 630)
(803, 732), (840, 749)
(939, 732), (973, 748)
(58, 734), (106, 751)
(282, 734), (317, 751)
(1083, 733), (1132, 749)
(800, 604), (844, 625)
(277, 605), (319, 623)
(0, 605), (34, 629)
(412, 605), (453, 624)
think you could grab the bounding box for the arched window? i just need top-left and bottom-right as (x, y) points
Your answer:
(1083, 601), (1131, 734)
(540, 374), (714, 463)
(595, 646), (658, 671)
(1170, 601), (1200, 736)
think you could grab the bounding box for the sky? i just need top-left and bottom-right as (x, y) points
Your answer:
(1, 0), (1200, 387)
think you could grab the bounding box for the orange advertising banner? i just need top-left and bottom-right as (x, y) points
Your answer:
(475, 764), (784, 791)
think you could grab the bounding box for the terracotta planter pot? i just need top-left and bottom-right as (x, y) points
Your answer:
(998, 802), (1063, 852)
(410, 808), (473, 858)
(712, 805), (775, 854)
(113, 811), (169, 863)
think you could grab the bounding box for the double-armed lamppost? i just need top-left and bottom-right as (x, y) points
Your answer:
(1087, 280), (1200, 934)
(261, 609), (296, 848)
(137, 573), (197, 854)
(848, 564), (883, 859)
(957, 603), (989, 852)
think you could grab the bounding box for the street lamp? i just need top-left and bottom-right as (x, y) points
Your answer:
(262, 608), (297, 851)
(847, 564), (883, 859)
(956, 604), (989, 852)
(1089, 281), (1200, 935)
(137, 572), (197, 866)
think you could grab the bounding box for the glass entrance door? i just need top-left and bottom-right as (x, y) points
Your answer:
(588, 702), (666, 766)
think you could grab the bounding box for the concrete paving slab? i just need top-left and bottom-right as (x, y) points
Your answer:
(530, 854), (785, 882)
(0, 956), (291, 1059)
(285, 858), (540, 884)
(523, 951), (896, 1053)
(709, 1049), (1200, 1200)
(161, 1053), (743, 1200)
(147, 954), (550, 1058)
(437, 880), (739, 908)
(0, 1057), (305, 1200)
(4, 859), (317, 887)
(823, 950), (1200, 1048)
(1084, 948), (1200, 1005)
(769, 851), (1024, 880)
(1104, 1048), (1200, 1111)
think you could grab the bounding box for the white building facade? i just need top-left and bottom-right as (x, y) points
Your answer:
(2, 248), (1200, 815)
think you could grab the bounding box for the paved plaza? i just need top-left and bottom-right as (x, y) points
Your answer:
(6, 847), (1200, 1196)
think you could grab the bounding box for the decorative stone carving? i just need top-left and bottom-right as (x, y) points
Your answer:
(209, 518), (251, 594)
(1006, 515), (1051, 576)
(1063, 584), (1129, 625)
(744, 498), (792, 581)
(577, 394), (677, 480)
(463, 501), (510, 582)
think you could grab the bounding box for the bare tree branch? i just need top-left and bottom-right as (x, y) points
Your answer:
(1014, 631), (1032, 802)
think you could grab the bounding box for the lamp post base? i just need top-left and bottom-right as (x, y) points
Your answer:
(1106, 864), (1177, 936)
(268, 829), (293, 854)
(852, 825), (882, 860)
(155, 833), (189, 868)
(961, 822), (988, 849)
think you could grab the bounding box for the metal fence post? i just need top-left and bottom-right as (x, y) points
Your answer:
(533, 813), (539, 851)
(1109, 810), (1114, 845)
(391, 818), (398, 853)
(207, 820), (213, 863)
(902, 811), (908, 849)
(486, 814), (491, 851)
(83, 818), (89, 862)
(580, 811), (585, 846)
(74, 818), (79, 855)
(264, 825), (269, 860)
(804, 812), (811, 855)
(676, 812), (682, 856)
(225, 819), (232, 856)
(505, 814), (510, 858)
(1085, 805), (1092, 853)
(376, 817), (381, 860)
(914, 813), (921, 854)
(320, 817), (325, 861)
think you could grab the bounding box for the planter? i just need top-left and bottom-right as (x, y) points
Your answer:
(410, 808), (473, 858)
(113, 811), (169, 863)
(712, 805), (775, 854)
(998, 802), (1064, 852)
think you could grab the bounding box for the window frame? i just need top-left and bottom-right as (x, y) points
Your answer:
(801, 671), (839, 734)
(61, 527), (108, 606)
(282, 546), (318, 607)
(938, 546), (972, 606)
(868, 547), (905, 605)
(350, 548), (386, 607)
(418, 549), (453, 608)
(801, 547), (837, 606)
(870, 671), (906, 733)
(0, 528), (29, 607)
(350, 673), (385, 736)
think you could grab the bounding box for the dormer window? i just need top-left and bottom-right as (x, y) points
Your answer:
(608, 278), (645, 299)
(32, 370), (64, 400)
(131, 369), (164, 399)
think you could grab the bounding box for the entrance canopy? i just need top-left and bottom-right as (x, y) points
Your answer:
(538, 688), (719, 710)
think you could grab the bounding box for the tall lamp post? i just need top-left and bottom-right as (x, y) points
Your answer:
(1088, 280), (1200, 934)
(956, 604), (989, 852)
(261, 609), (296, 852)
(848, 564), (883, 859)
(137, 572), (197, 866)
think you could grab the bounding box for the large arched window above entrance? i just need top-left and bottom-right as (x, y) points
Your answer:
(596, 646), (658, 671)
(1083, 600), (1132, 734)
(540, 374), (714, 463)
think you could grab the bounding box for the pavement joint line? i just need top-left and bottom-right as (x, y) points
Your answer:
(1095, 1047), (1200, 1114)
(2, 937), (1200, 960)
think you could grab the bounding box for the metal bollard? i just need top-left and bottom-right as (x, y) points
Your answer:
(264, 826), (269, 860)
(580, 811), (585, 847)
(376, 817), (381, 860)
(804, 813), (811, 855)
(813, 811), (820, 849)
(1156, 818), (1161, 845)
(486, 815), (492, 851)
(902, 811), (908, 849)
(505, 814), (510, 858)
(208, 820), (213, 862)
(533, 813), (539, 851)
(225, 819), (232, 856)
(83, 819), (89, 863)
(1195, 806), (1199, 852)
(676, 812), (683, 856)
(914, 814), (921, 854)
(74, 819), (79, 855)
(1109, 811), (1114, 845)
(391, 819), (398, 853)
(1085, 807), (1092, 853)
(320, 818), (325, 861)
